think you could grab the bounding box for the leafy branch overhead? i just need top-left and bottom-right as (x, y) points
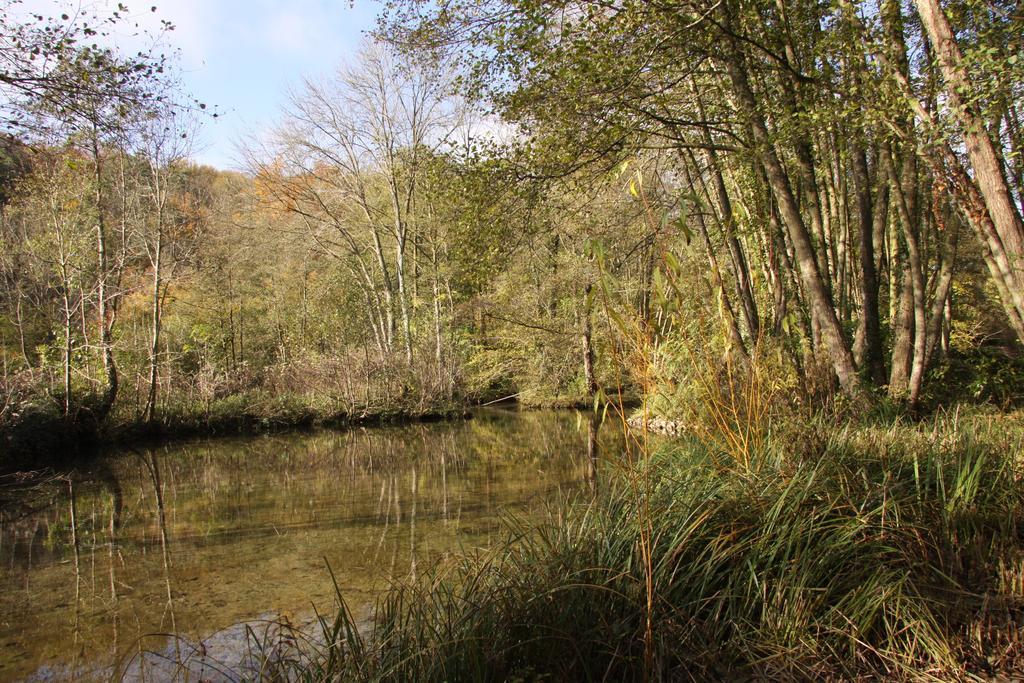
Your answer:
(0, 0), (213, 136)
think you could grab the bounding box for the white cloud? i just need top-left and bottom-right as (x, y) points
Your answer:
(262, 1), (355, 59)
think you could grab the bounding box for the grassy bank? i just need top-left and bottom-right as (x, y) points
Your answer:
(0, 377), (630, 474)
(0, 389), (468, 473)
(242, 408), (1024, 681)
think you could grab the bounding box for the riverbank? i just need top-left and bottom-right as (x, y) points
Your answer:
(241, 407), (1024, 680)
(0, 391), (471, 474)
(0, 381), (635, 475)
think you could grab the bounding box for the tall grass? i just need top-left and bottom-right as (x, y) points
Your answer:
(246, 412), (1024, 681)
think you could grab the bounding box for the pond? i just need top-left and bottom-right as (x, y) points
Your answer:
(0, 409), (612, 681)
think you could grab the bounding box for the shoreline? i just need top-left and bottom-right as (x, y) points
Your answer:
(0, 389), (639, 476)
(0, 404), (475, 477)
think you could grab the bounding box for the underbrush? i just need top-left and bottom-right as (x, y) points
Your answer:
(241, 411), (1024, 681)
(923, 347), (1024, 409)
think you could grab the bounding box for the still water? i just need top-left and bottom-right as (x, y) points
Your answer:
(0, 409), (608, 681)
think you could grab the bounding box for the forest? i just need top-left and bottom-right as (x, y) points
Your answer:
(3, 0), (1024, 679)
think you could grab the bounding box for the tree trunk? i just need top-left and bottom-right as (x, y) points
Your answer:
(93, 131), (117, 422)
(144, 217), (162, 424)
(925, 220), (959, 368)
(885, 149), (927, 407)
(395, 237), (414, 363)
(62, 281), (72, 418)
(721, 19), (860, 395)
(369, 227), (396, 350)
(889, 267), (914, 397)
(851, 145), (885, 385)
(581, 283), (598, 396)
(431, 246), (445, 391)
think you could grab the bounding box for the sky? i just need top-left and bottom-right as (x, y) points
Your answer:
(14, 0), (381, 170)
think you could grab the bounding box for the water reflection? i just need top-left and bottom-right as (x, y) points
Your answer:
(0, 409), (616, 681)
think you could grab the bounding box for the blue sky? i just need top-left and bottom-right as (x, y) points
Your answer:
(16, 0), (380, 170)
(163, 0), (514, 170)
(153, 0), (379, 170)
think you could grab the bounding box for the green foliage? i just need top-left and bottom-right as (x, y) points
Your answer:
(924, 348), (1024, 408)
(0, 136), (30, 205)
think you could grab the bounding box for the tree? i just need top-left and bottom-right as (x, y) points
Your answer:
(380, 0), (1023, 407)
(249, 40), (464, 365)
(910, 0), (1024, 341)
(12, 148), (94, 415)
(138, 108), (193, 423)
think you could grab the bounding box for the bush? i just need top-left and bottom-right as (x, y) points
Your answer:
(924, 348), (1024, 409)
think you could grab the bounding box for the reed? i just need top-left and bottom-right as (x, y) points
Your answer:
(256, 411), (1024, 681)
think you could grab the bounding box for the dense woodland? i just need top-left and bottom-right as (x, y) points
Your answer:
(2, 0), (1024, 460)
(375, 0), (1024, 409)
